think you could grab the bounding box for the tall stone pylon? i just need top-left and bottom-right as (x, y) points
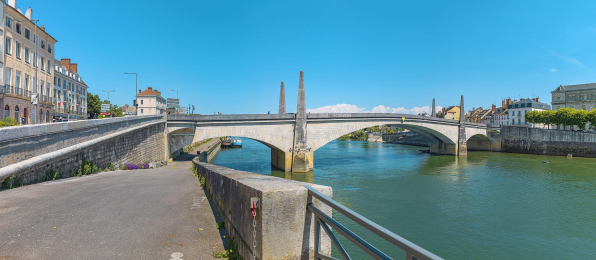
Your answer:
(291, 71), (310, 172)
(279, 81), (286, 114)
(458, 95), (467, 156)
(432, 98), (436, 117)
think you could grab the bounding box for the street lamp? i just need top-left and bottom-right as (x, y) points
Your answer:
(171, 89), (178, 99)
(13, 18), (39, 124)
(102, 90), (115, 104)
(124, 72), (138, 114)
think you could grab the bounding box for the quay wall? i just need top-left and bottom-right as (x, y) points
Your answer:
(198, 139), (222, 163)
(383, 133), (430, 147)
(192, 160), (332, 260)
(0, 116), (167, 185)
(501, 126), (596, 157)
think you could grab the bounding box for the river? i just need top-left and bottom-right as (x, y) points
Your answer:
(210, 138), (596, 259)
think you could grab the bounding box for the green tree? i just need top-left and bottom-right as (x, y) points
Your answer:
(541, 110), (555, 129)
(572, 109), (589, 130)
(587, 109), (596, 130)
(555, 108), (574, 130)
(87, 92), (102, 117)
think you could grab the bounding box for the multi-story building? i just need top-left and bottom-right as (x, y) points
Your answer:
(53, 58), (87, 120)
(551, 83), (596, 111)
(136, 87), (166, 115)
(508, 97), (550, 126)
(0, 1), (57, 124)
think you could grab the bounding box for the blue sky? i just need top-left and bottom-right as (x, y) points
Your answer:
(30, 0), (596, 114)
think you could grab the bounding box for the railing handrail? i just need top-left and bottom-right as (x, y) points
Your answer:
(305, 185), (443, 260)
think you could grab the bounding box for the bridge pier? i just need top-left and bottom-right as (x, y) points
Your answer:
(457, 95), (468, 156)
(430, 141), (457, 155)
(270, 148), (292, 171)
(291, 71), (311, 172)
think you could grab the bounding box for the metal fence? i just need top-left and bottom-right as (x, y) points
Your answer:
(305, 185), (443, 260)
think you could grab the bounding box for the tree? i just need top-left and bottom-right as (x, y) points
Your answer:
(572, 109), (589, 130)
(588, 109), (596, 130)
(87, 92), (102, 117)
(541, 110), (555, 129)
(0, 117), (18, 128)
(555, 108), (574, 130)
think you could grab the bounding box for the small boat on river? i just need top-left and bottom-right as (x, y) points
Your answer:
(221, 138), (233, 148)
(232, 138), (242, 148)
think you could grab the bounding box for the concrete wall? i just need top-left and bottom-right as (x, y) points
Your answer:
(0, 115), (164, 168)
(193, 160), (332, 260)
(501, 126), (596, 157)
(169, 134), (194, 159)
(197, 139), (222, 163)
(0, 120), (166, 186)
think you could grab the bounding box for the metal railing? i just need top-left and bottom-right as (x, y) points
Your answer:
(15, 87), (23, 96)
(305, 185), (443, 260)
(24, 89), (31, 98)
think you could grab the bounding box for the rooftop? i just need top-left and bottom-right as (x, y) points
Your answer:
(553, 83), (596, 92)
(137, 87), (163, 97)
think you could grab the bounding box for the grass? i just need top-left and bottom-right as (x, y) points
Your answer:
(216, 221), (225, 229)
(183, 138), (214, 154)
(212, 236), (242, 259)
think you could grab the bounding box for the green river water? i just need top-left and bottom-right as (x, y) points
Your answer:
(210, 139), (596, 259)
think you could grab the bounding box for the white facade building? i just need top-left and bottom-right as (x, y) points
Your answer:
(136, 87), (166, 115)
(507, 98), (550, 126)
(53, 58), (87, 120)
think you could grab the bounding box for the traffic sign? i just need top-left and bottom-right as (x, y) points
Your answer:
(100, 112), (111, 116)
(31, 93), (38, 105)
(100, 104), (110, 112)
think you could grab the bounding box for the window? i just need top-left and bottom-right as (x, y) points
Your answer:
(15, 23), (21, 34)
(5, 17), (11, 28)
(15, 41), (20, 59)
(580, 93), (587, 101)
(48, 44), (52, 53)
(24, 47), (29, 63)
(14, 106), (19, 120)
(40, 81), (44, 94)
(24, 74), (29, 91)
(568, 94), (576, 101)
(518, 118), (521, 124)
(5, 69), (11, 86)
(41, 40), (45, 49)
(140, 109), (144, 114)
(5, 37), (11, 55)
(48, 60), (51, 74)
(141, 100), (144, 105)
(15, 71), (20, 89)
(41, 56), (45, 71)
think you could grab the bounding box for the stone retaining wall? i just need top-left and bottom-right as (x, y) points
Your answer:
(0, 115), (164, 168)
(501, 126), (596, 157)
(192, 160), (332, 260)
(197, 139), (221, 163)
(0, 118), (166, 186)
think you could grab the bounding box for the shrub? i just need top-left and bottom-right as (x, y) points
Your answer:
(108, 162), (115, 171)
(1, 174), (14, 189)
(216, 221), (225, 229)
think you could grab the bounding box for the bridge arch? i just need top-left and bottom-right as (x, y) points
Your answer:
(307, 119), (460, 152)
(466, 133), (493, 151)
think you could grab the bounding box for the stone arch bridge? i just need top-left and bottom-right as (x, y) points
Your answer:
(167, 113), (492, 172)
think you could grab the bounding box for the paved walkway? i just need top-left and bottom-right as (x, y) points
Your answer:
(176, 138), (220, 162)
(0, 159), (224, 259)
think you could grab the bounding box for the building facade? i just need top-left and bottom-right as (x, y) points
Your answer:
(0, 1), (57, 124)
(53, 58), (87, 120)
(551, 83), (596, 111)
(508, 97), (550, 126)
(136, 87), (166, 115)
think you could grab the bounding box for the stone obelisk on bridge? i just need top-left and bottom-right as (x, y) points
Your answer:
(432, 98), (436, 117)
(457, 95), (467, 156)
(291, 71), (311, 172)
(279, 81), (286, 114)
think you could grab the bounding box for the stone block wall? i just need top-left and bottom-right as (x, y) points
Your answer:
(192, 160), (332, 260)
(501, 126), (596, 157)
(0, 122), (166, 186)
(0, 115), (164, 168)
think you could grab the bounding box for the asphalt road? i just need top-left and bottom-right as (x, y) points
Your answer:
(0, 160), (224, 260)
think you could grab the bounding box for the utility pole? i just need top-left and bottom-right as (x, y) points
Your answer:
(102, 90), (115, 104)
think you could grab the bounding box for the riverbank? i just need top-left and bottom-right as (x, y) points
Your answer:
(501, 126), (596, 158)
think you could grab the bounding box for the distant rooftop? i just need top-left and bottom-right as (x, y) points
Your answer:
(553, 83), (596, 92)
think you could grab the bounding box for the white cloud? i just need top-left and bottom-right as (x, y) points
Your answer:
(550, 68), (557, 72)
(307, 104), (443, 115)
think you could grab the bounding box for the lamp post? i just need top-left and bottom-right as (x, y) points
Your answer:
(171, 89), (178, 99)
(13, 18), (39, 124)
(124, 72), (138, 114)
(102, 90), (115, 104)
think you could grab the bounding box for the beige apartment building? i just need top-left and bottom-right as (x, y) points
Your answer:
(136, 87), (166, 115)
(0, 0), (57, 124)
(551, 83), (596, 111)
(53, 58), (88, 120)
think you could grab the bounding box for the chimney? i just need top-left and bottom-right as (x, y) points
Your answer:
(8, 0), (16, 8)
(502, 99), (506, 108)
(535, 97), (539, 102)
(520, 98), (525, 101)
(492, 104), (496, 112)
(139, 90), (141, 94)
(25, 7), (32, 20)
(60, 58), (71, 68)
(69, 63), (78, 74)
(41, 25), (45, 31)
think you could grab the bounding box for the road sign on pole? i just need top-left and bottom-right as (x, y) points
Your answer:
(31, 93), (38, 105)
(100, 104), (110, 112)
